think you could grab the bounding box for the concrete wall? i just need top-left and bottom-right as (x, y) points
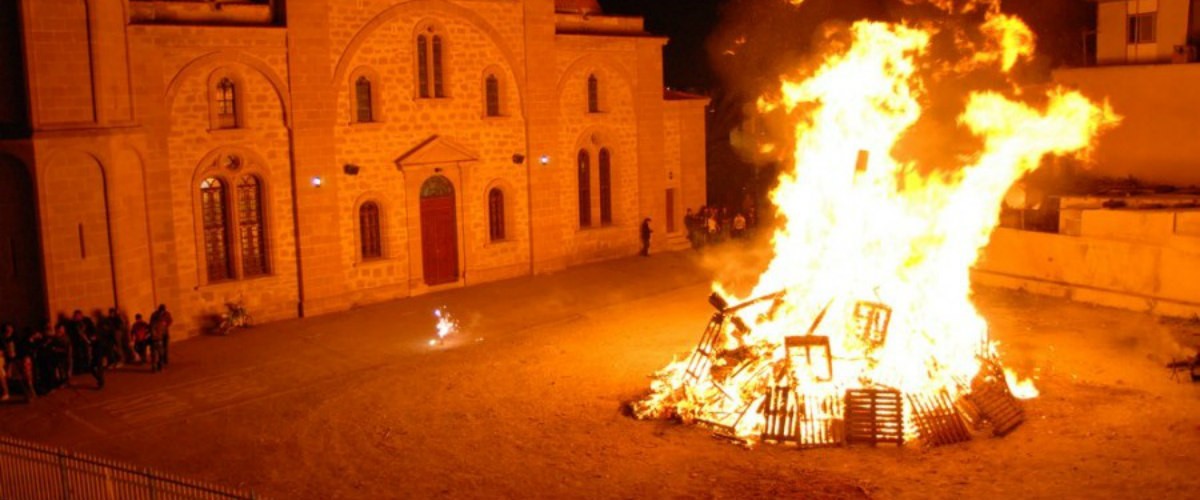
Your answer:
(975, 211), (1200, 318)
(1054, 63), (1200, 186)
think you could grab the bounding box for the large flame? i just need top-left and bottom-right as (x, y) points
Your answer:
(635, 4), (1116, 442)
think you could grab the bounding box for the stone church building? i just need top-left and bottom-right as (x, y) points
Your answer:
(0, 0), (708, 335)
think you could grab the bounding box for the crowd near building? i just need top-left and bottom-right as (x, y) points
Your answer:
(0, 0), (709, 337)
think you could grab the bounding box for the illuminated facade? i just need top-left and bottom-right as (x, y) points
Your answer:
(0, 0), (708, 334)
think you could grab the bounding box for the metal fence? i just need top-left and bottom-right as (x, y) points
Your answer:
(0, 435), (258, 500)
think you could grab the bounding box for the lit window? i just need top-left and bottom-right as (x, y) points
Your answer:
(360, 201), (382, 259)
(587, 74), (600, 113)
(485, 74), (501, 117)
(598, 148), (612, 226)
(355, 76), (374, 123)
(417, 35), (430, 98)
(216, 78), (238, 129)
(237, 175), (269, 277)
(417, 29), (447, 99)
(488, 188), (505, 241)
(578, 150), (591, 228)
(200, 178), (232, 281)
(1128, 13), (1156, 44)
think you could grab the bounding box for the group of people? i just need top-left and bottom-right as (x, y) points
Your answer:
(0, 305), (173, 402)
(685, 206), (757, 248)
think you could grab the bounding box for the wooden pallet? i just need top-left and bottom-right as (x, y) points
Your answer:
(852, 301), (892, 350)
(844, 388), (904, 446)
(965, 381), (1024, 436)
(908, 391), (972, 447)
(761, 386), (801, 445)
(784, 335), (834, 382)
(797, 393), (845, 449)
(683, 313), (726, 386)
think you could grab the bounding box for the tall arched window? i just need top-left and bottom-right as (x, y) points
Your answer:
(200, 178), (232, 281)
(577, 150), (591, 228)
(432, 35), (445, 97)
(237, 175), (269, 277)
(488, 188), (505, 241)
(417, 35), (430, 98)
(416, 28), (446, 99)
(355, 76), (374, 123)
(360, 201), (382, 260)
(598, 148), (613, 225)
(216, 78), (238, 129)
(587, 74), (599, 113)
(485, 74), (501, 117)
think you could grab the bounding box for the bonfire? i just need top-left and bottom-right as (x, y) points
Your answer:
(632, 0), (1118, 447)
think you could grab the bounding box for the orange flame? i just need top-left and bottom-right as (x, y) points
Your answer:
(635, 6), (1117, 441)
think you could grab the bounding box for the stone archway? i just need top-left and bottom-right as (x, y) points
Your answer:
(420, 175), (458, 286)
(0, 156), (46, 324)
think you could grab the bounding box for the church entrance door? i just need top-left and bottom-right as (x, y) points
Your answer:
(420, 175), (459, 286)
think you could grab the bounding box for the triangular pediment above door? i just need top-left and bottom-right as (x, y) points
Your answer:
(394, 135), (479, 170)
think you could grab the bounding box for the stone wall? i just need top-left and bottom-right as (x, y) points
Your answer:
(2, 0), (709, 337)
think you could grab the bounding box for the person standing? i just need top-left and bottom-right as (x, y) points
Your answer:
(106, 308), (131, 367)
(90, 325), (111, 389)
(130, 314), (149, 364)
(150, 304), (173, 368)
(639, 217), (653, 257)
(733, 212), (747, 239)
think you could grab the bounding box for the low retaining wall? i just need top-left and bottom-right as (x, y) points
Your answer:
(974, 225), (1200, 318)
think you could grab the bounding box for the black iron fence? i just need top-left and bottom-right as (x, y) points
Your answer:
(0, 435), (258, 500)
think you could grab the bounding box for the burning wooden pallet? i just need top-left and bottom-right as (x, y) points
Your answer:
(762, 386), (802, 445)
(797, 393), (845, 448)
(965, 360), (1025, 436)
(908, 390), (972, 447)
(844, 388), (904, 446)
(683, 312), (726, 386)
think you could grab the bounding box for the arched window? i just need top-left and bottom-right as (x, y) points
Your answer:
(417, 35), (430, 98)
(200, 178), (232, 281)
(216, 78), (238, 129)
(355, 76), (374, 123)
(416, 28), (446, 99)
(432, 35), (445, 97)
(360, 201), (382, 260)
(485, 74), (501, 117)
(577, 150), (591, 228)
(237, 175), (269, 277)
(488, 188), (505, 241)
(599, 148), (612, 225)
(587, 74), (599, 113)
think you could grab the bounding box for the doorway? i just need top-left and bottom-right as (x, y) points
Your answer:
(419, 175), (459, 286)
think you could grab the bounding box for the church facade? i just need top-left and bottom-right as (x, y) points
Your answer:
(0, 0), (708, 335)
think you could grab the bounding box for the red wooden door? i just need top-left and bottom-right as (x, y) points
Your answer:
(420, 192), (459, 286)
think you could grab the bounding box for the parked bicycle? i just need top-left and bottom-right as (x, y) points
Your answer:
(217, 300), (252, 335)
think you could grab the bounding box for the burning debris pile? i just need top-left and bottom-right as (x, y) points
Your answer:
(632, 0), (1118, 448)
(632, 291), (1027, 448)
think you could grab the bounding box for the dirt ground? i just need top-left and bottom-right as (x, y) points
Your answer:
(2, 247), (1199, 499)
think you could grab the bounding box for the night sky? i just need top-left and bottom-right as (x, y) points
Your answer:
(598, 0), (1098, 207)
(599, 0), (1096, 93)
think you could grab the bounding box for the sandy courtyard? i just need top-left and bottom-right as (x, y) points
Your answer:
(2, 249), (1199, 499)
